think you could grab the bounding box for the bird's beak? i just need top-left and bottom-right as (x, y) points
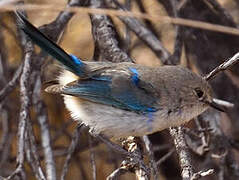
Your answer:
(206, 98), (234, 112)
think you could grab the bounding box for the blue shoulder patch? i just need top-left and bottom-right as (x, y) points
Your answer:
(146, 107), (157, 112)
(70, 54), (83, 66)
(129, 67), (139, 86)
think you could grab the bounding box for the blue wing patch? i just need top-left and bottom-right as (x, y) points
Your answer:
(62, 74), (158, 113)
(129, 67), (139, 86)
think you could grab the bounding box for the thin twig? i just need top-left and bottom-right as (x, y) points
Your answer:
(0, 64), (23, 102)
(122, 0), (131, 53)
(190, 169), (214, 180)
(2, 4), (239, 36)
(204, 52), (239, 81)
(61, 126), (82, 180)
(142, 136), (158, 180)
(94, 134), (130, 157)
(168, 0), (183, 65)
(107, 0), (171, 64)
(157, 149), (175, 167)
(25, 124), (46, 180)
(106, 166), (128, 180)
(89, 135), (97, 180)
(135, 0), (159, 39)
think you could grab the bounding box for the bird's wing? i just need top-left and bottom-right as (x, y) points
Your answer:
(51, 67), (159, 113)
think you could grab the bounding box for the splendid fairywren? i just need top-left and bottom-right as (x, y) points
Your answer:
(16, 13), (224, 139)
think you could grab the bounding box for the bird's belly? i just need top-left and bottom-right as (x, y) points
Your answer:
(63, 95), (208, 139)
(63, 95), (176, 138)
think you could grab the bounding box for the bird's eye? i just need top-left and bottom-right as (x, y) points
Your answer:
(194, 88), (204, 99)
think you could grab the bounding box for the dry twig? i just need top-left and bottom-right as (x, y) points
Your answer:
(205, 52), (239, 81)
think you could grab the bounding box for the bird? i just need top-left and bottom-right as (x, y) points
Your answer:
(16, 12), (224, 139)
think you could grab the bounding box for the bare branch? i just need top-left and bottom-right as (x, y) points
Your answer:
(106, 166), (128, 180)
(106, 0), (171, 64)
(90, 0), (133, 62)
(122, 137), (150, 180)
(8, 18), (34, 179)
(16, 30), (34, 174)
(157, 149), (175, 167)
(25, 124), (46, 180)
(204, 52), (239, 81)
(168, 0), (183, 65)
(94, 134), (130, 157)
(0, 64), (23, 102)
(170, 126), (213, 179)
(34, 75), (56, 180)
(190, 169), (214, 180)
(169, 127), (194, 180)
(2, 4), (239, 36)
(142, 136), (159, 180)
(89, 135), (97, 180)
(61, 126), (82, 180)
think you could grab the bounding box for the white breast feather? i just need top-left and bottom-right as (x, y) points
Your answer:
(58, 70), (88, 122)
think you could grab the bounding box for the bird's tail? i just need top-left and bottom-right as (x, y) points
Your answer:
(15, 12), (87, 77)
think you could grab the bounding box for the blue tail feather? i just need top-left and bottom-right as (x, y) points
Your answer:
(16, 12), (86, 77)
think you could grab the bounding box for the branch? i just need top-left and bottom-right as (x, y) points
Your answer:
(106, 166), (128, 180)
(169, 127), (214, 180)
(157, 149), (175, 167)
(204, 52), (239, 81)
(122, 137), (150, 180)
(89, 135), (97, 180)
(167, 0), (183, 65)
(61, 126), (82, 180)
(0, 64), (23, 102)
(34, 75), (56, 180)
(7, 18), (34, 179)
(25, 123), (46, 180)
(90, 0), (133, 62)
(142, 136), (159, 180)
(169, 127), (194, 179)
(16, 28), (34, 177)
(106, 0), (171, 64)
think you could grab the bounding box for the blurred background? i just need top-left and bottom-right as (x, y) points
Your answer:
(1, 0), (239, 179)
